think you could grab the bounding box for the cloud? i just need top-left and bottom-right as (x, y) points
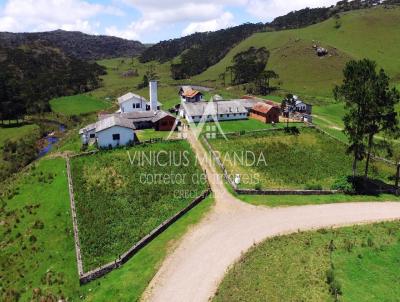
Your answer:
(182, 12), (235, 36)
(0, 0), (122, 33)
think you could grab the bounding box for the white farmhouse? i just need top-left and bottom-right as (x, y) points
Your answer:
(118, 81), (161, 113)
(79, 115), (136, 148)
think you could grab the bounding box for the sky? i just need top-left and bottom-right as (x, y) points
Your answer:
(0, 0), (338, 43)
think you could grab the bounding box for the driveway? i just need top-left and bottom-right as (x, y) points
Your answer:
(143, 129), (400, 302)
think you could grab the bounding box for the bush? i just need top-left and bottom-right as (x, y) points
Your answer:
(331, 176), (355, 193)
(254, 183), (262, 191)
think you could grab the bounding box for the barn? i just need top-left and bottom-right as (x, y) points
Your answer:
(250, 102), (280, 124)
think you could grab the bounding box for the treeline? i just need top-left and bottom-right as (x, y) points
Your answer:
(223, 47), (279, 95)
(270, 0), (398, 30)
(0, 42), (106, 122)
(140, 23), (265, 79)
(0, 30), (145, 61)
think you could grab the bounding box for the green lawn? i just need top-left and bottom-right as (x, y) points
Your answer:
(214, 221), (400, 302)
(0, 123), (39, 147)
(50, 94), (111, 116)
(203, 119), (288, 134)
(208, 127), (396, 190)
(1, 156), (214, 301)
(71, 140), (208, 270)
(136, 129), (179, 141)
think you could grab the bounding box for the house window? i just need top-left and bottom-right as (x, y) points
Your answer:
(135, 103), (141, 108)
(112, 134), (120, 140)
(89, 133), (95, 138)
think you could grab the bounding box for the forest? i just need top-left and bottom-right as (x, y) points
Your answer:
(0, 43), (106, 122)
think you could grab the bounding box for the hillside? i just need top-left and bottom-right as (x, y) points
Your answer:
(0, 42), (106, 121)
(195, 6), (400, 100)
(0, 30), (146, 61)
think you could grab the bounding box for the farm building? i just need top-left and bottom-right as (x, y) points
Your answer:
(99, 110), (177, 131)
(181, 100), (248, 123)
(79, 115), (136, 148)
(295, 100), (312, 115)
(179, 86), (204, 103)
(250, 102), (280, 124)
(118, 81), (161, 113)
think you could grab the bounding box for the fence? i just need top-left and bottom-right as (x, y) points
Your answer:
(202, 130), (399, 195)
(65, 154), (211, 284)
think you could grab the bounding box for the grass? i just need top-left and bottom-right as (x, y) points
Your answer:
(195, 6), (400, 100)
(71, 140), (208, 270)
(135, 128), (178, 141)
(208, 127), (396, 190)
(213, 221), (400, 302)
(1, 158), (80, 301)
(0, 123), (39, 147)
(203, 119), (287, 134)
(50, 94), (111, 116)
(1, 157), (214, 301)
(237, 193), (400, 207)
(83, 195), (214, 301)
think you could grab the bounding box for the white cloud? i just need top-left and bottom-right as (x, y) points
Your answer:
(182, 12), (235, 36)
(0, 0), (122, 33)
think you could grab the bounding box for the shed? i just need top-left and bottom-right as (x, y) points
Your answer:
(250, 102), (280, 124)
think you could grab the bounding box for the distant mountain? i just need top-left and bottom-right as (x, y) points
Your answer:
(0, 30), (146, 61)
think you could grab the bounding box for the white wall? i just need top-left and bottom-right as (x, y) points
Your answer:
(97, 126), (135, 148)
(81, 129), (96, 144)
(120, 97), (148, 113)
(185, 112), (248, 123)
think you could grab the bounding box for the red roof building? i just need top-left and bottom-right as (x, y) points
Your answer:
(250, 102), (280, 124)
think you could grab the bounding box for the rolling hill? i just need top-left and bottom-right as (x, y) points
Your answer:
(0, 30), (146, 61)
(194, 6), (400, 100)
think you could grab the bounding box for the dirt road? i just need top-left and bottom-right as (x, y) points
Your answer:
(143, 129), (400, 302)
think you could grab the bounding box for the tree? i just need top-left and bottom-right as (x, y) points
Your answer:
(281, 94), (297, 129)
(334, 59), (378, 178)
(137, 64), (159, 89)
(363, 69), (399, 177)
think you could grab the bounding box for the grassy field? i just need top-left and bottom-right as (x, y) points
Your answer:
(83, 194), (214, 301)
(1, 157), (214, 301)
(71, 140), (208, 270)
(208, 127), (396, 190)
(214, 221), (400, 302)
(50, 94), (111, 116)
(203, 119), (288, 134)
(1, 158), (80, 301)
(195, 6), (400, 100)
(238, 193), (400, 207)
(0, 123), (39, 147)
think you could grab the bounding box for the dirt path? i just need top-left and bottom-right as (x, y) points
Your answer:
(142, 129), (400, 302)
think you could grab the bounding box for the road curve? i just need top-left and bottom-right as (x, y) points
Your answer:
(142, 130), (400, 302)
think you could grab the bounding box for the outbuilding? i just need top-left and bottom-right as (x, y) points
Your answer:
(250, 102), (280, 124)
(80, 115), (136, 148)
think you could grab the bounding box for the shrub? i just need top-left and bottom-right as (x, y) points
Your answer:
(254, 183), (262, 191)
(331, 176), (355, 193)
